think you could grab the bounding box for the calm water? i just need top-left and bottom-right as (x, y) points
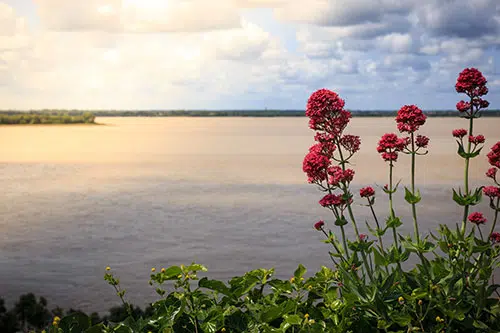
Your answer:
(1, 117), (499, 313)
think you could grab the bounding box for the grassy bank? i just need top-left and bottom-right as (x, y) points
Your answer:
(0, 112), (96, 125)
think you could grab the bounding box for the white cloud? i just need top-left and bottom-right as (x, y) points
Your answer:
(35, 0), (242, 33)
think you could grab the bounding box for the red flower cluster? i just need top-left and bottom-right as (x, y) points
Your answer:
(468, 135), (485, 145)
(306, 89), (351, 136)
(473, 98), (489, 108)
(452, 128), (467, 138)
(415, 135), (430, 148)
(328, 166), (355, 186)
(340, 134), (361, 154)
(487, 142), (500, 168)
(309, 141), (336, 157)
(483, 186), (500, 198)
(314, 220), (325, 230)
(396, 105), (427, 133)
(319, 193), (348, 207)
(490, 232), (500, 244)
(377, 133), (407, 162)
(455, 68), (488, 97)
(359, 234), (368, 242)
(486, 167), (497, 180)
(456, 101), (471, 113)
(303, 149), (330, 183)
(468, 212), (487, 225)
(360, 186), (375, 198)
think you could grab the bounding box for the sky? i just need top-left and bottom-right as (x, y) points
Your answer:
(0, 0), (499, 110)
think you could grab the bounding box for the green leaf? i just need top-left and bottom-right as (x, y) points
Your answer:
(85, 324), (104, 333)
(386, 216), (402, 229)
(373, 248), (388, 267)
(404, 187), (421, 204)
(186, 263), (208, 272)
(457, 142), (468, 158)
(391, 313), (412, 327)
(59, 312), (90, 332)
(113, 324), (133, 333)
(335, 216), (348, 226)
(473, 320), (490, 329)
(268, 279), (293, 294)
(381, 272), (395, 291)
(294, 264), (307, 279)
(199, 277), (232, 296)
(470, 187), (483, 206)
(283, 314), (302, 325)
(163, 266), (183, 279)
(260, 305), (283, 323)
(452, 188), (467, 206)
(469, 146), (483, 158)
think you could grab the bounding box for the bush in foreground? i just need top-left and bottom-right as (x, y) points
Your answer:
(35, 68), (500, 332)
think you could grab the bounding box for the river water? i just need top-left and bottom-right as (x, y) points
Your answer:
(0, 117), (499, 313)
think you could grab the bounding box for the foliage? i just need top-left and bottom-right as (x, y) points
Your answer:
(0, 112), (95, 124)
(8, 67), (500, 332)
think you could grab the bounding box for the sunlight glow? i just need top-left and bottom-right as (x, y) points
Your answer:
(122, 0), (170, 11)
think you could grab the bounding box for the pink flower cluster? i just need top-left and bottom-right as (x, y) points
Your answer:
(304, 89), (360, 187)
(328, 166), (355, 186)
(483, 186), (500, 198)
(487, 142), (500, 169)
(306, 89), (351, 137)
(455, 68), (489, 116)
(491, 232), (500, 244)
(452, 129), (467, 138)
(377, 133), (407, 162)
(314, 220), (325, 230)
(340, 134), (361, 155)
(455, 68), (488, 97)
(359, 186), (375, 198)
(486, 167), (497, 181)
(468, 135), (485, 145)
(396, 105), (427, 133)
(319, 194), (350, 208)
(468, 212), (487, 225)
(303, 148), (330, 183)
(415, 135), (430, 148)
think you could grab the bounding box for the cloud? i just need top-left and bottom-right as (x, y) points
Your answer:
(415, 0), (500, 39)
(275, 0), (414, 26)
(1, 0), (499, 110)
(35, 0), (242, 33)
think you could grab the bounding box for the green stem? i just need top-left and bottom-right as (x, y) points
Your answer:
(461, 104), (474, 234)
(340, 225), (349, 259)
(488, 198), (500, 238)
(336, 138), (360, 237)
(321, 228), (347, 263)
(325, 169), (350, 259)
(335, 138), (373, 281)
(477, 225), (484, 241)
(389, 161), (403, 273)
(369, 201), (386, 254)
(410, 132), (420, 244)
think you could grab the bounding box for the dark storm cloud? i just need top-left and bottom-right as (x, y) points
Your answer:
(416, 0), (500, 39)
(313, 0), (414, 27)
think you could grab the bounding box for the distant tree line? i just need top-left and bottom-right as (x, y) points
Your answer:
(0, 294), (152, 333)
(0, 112), (95, 124)
(1, 109), (500, 119)
(90, 109), (500, 117)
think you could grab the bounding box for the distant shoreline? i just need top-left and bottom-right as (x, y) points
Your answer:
(1, 110), (500, 119)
